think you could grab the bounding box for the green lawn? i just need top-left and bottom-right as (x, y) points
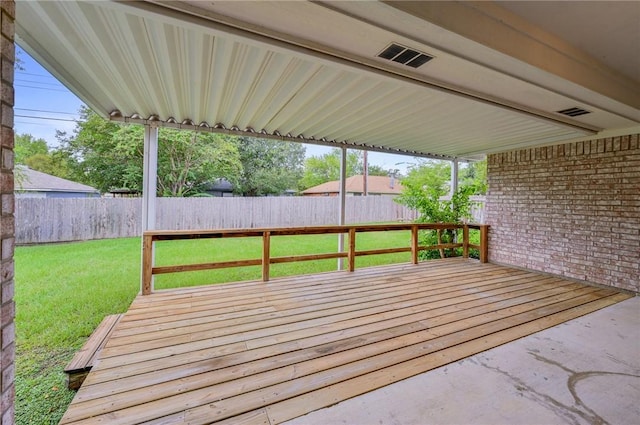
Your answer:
(15, 230), (415, 424)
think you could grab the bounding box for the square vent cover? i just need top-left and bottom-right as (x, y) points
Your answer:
(378, 43), (433, 68)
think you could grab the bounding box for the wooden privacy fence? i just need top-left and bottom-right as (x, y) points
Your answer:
(16, 196), (423, 244)
(142, 223), (489, 295)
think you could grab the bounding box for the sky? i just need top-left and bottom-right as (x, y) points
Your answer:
(15, 46), (418, 174)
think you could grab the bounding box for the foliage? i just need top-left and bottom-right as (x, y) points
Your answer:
(234, 137), (305, 196)
(366, 163), (389, 177)
(15, 133), (70, 179)
(15, 133), (48, 163)
(57, 107), (243, 196)
(299, 149), (388, 190)
(56, 106), (123, 191)
(398, 159), (451, 200)
(396, 159), (480, 259)
(156, 130), (241, 196)
(16, 232), (412, 423)
(460, 159), (487, 194)
(24, 152), (70, 178)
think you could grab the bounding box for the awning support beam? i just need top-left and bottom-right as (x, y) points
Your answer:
(141, 124), (158, 293)
(450, 159), (459, 196)
(337, 146), (347, 270)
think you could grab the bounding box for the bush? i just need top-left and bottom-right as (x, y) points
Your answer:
(397, 181), (476, 259)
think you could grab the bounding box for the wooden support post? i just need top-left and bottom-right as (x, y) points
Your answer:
(462, 225), (469, 258)
(411, 225), (419, 264)
(262, 231), (271, 282)
(479, 224), (489, 263)
(348, 228), (356, 272)
(142, 234), (154, 295)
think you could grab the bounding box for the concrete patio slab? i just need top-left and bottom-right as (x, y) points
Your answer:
(284, 296), (639, 425)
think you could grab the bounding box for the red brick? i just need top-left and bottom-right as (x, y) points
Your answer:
(1, 11), (14, 41)
(0, 2), (15, 422)
(486, 133), (640, 293)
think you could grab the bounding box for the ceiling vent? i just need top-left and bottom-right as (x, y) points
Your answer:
(378, 43), (433, 68)
(556, 107), (591, 117)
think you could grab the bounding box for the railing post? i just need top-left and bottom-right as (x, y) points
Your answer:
(142, 234), (154, 295)
(479, 224), (489, 263)
(262, 231), (271, 282)
(411, 225), (419, 264)
(348, 228), (356, 272)
(463, 224), (469, 258)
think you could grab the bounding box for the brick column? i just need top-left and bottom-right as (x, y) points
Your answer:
(0, 1), (14, 424)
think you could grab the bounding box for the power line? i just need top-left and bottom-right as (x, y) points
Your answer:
(15, 121), (57, 127)
(15, 71), (53, 79)
(15, 78), (63, 87)
(15, 84), (69, 93)
(16, 107), (78, 116)
(15, 114), (77, 122)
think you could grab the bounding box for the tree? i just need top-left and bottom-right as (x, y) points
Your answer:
(156, 130), (241, 197)
(234, 137), (305, 196)
(24, 152), (69, 178)
(300, 149), (388, 190)
(398, 159), (451, 200)
(396, 159), (474, 259)
(367, 164), (389, 177)
(460, 159), (487, 194)
(57, 106), (123, 190)
(58, 106), (243, 196)
(15, 133), (48, 164)
(15, 133), (70, 178)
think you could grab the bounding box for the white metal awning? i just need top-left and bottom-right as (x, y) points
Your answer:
(15, 1), (640, 160)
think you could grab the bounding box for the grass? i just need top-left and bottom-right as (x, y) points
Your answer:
(15, 229), (416, 424)
(16, 238), (141, 425)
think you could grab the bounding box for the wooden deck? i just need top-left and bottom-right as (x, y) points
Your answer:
(60, 259), (631, 424)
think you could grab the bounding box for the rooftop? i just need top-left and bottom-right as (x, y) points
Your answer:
(302, 175), (402, 195)
(16, 166), (100, 194)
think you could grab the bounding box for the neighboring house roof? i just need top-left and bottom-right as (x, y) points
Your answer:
(302, 175), (402, 195)
(205, 178), (234, 192)
(16, 166), (100, 194)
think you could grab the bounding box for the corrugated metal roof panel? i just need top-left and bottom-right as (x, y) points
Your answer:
(16, 1), (598, 160)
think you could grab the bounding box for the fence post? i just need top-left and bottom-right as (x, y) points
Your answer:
(142, 234), (154, 295)
(463, 224), (469, 258)
(262, 231), (271, 282)
(348, 228), (356, 272)
(411, 225), (419, 264)
(479, 224), (489, 263)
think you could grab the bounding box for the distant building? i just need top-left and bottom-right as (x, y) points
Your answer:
(16, 166), (100, 198)
(302, 175), (402, 196)
(204, 178), (235, 197)
(108, 189), (140, 198)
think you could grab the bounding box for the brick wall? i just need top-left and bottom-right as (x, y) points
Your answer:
(486, 134), (639, 293)
(0, 1), (13, 423)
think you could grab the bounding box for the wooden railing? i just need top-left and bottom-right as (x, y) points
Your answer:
(141, 223), (489, 295)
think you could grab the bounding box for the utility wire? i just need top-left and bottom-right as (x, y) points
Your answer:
(15, 114), (77, 122)
(15, 71), (53, 78)
(15, 84), (69, 93)
(15, 78), (62, 87)
(15, 121), (56, 127)
(16, 107), (78, 116)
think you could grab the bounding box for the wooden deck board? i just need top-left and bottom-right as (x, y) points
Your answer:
(60, 259), (632, 424)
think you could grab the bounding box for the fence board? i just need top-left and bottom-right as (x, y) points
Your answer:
(16, 196), (436, 245)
